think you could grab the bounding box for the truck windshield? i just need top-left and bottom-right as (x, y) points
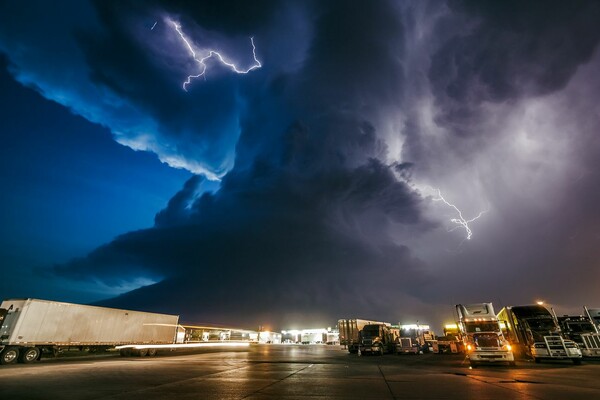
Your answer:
(567, 322), (595, 333)
(526, 318), (557, 332)
(464, 322), (499, 333)
(361, 326), (380, 338)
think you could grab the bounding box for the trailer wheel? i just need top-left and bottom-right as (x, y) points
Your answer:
(147, 348), (157, 357)
(572, 358), (582, 365)
(119, 348), (132, 357)
(19, 347), (41, 364)
(0, 346), (20, 365)
(137, 348), (149, 357)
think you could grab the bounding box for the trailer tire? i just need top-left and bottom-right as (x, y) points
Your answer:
(119, 348), (132, 357)
(0, 346), (20, 365)
(137, 348), (149, 357)
(19, 347), (41, 364)
(147, 348), (157, 357)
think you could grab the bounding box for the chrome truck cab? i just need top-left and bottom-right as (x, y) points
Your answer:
(558, 313), (600, 358)
(456, 303), (515, 367)
(498, 305), (582, 365)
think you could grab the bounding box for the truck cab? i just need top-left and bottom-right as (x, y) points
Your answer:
(498, 305), (582, 364)
(456, 303), (515, 367)
(557, 315), (600, 358)
(358, 324), (394, 355)
(396, 324), (432, 354)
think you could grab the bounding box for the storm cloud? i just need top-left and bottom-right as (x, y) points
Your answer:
(1, 0), (600, 328)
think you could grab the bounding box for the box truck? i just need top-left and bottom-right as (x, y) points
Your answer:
(337, 318), (389, 353)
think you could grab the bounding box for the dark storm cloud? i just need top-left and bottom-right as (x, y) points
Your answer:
(427, 0), (600, 134)
(45, 1), (436, 326)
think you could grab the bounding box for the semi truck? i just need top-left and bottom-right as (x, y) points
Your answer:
(497, 305), (582, 364)
(456, 303), (515, 366)
(395, 324), (434, 354)
(585, 307), (600, 330)
(0, 298), (181, 365)
(433, 323), (464, 354)
(358, 323), (396, 355)
(337, 318), (389, 354)
(557, 308), (600, 358)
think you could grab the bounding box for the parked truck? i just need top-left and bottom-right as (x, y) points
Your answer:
(358, 323), (396, 355)
(456, 303), (515, 367)
(0, 298), (181, 365)
(497, 305), (582, 364)
(585, 307), (600, 331)
(337, 318), (389, 354)
(433, 323), (464, 354)
(557, 308), (600, 358)
(396, 324), (434, 354)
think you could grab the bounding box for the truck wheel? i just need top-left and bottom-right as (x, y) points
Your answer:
(572, 358), (582, 365)
(137, 348), (149, 357)
(147, 348), (157, 357)
(534, 357), (541, 364)
(469, 360), (478, 368)
(19, 347), (41, 364)
(119, 348), (132, 357)
(0, 346), (20, 365)
(509, 361), (516, 367)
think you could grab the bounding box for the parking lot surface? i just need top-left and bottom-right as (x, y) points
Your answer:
(1, 344), (599, 399)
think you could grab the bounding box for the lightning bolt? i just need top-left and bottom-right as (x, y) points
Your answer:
(151, 21), (157, 30)
(171, 21), (262, 91)
(430, 188), (487, 241)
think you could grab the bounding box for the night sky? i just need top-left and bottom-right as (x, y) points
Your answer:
(1, 0), (599, 330)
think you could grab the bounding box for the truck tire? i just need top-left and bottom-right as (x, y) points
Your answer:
(0, 346), (20, 365)
(572, 358), (582, 365)
(19, 347), (41, 364)
(534, 357), (541, 364)
(147, 348), (157, 357)
(137, 348), (149, 357)
(509, 361), (516, 367)
(119, 348), (132, 357)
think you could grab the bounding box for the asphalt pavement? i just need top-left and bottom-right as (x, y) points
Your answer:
(1, 344), (599, 399)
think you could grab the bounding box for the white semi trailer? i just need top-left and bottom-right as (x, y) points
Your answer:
(0, 298), (181, 365)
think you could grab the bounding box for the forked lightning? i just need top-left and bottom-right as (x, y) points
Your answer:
(171, 21), (262, 91)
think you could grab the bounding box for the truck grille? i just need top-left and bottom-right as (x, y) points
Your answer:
(474, 334), (499, 348)
(582, 334), (600, 350)
(400, 338), (412, 347)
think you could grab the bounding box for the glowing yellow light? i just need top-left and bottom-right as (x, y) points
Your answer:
(506, 344), (512, 351)
(116, 342), (251, 350)
(536, 301), (544, 305)
(467, 344), (473, 351)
